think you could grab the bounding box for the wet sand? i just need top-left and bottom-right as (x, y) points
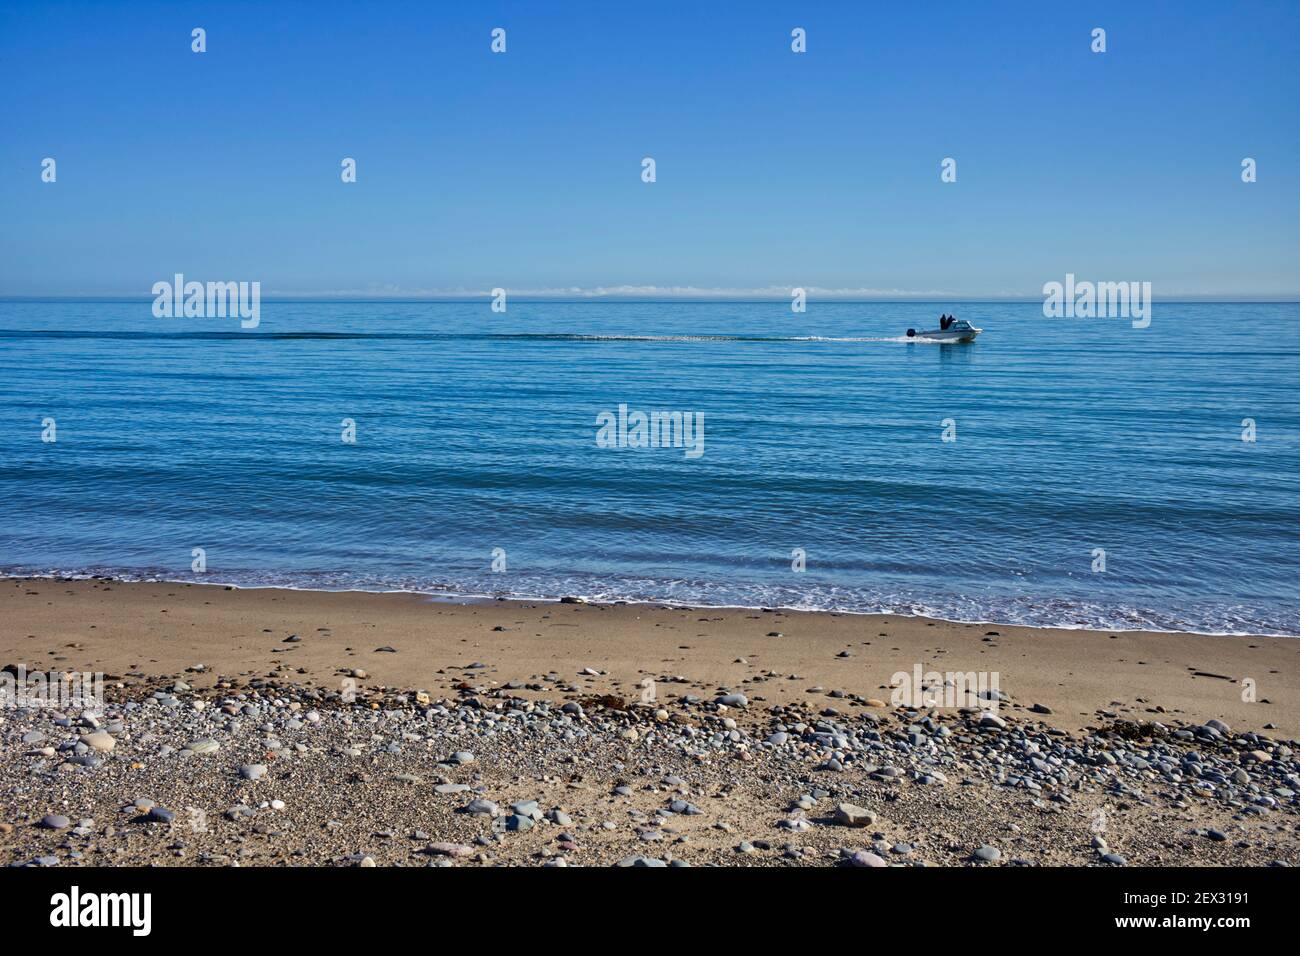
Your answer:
(3, 578), (1295, 738)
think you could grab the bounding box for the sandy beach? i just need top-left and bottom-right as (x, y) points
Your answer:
(1, 577), (1297, 868)
(3, 578), (1297, 737)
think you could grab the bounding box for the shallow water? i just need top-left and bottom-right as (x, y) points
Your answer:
(1, 299), (1297, 635)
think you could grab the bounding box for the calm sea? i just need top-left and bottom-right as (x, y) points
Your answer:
(1, 300), (1297, 635)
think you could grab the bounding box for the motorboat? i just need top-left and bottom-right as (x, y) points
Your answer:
(905, 317), (981, 343)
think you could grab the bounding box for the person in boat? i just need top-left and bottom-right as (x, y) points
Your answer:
(939, 313), (951, 331)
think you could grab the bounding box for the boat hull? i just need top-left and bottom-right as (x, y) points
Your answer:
(906, 327), (981, 343)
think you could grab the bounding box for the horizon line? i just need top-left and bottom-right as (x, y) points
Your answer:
(3, 295), (1300, 304)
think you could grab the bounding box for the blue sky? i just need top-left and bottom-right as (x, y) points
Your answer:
(1, 0), (1297, 298)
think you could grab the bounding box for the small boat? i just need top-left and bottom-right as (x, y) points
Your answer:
(906, 317), (982, 343)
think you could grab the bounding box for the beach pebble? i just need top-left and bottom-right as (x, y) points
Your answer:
(425, 842), (474, 857)
(462, 798), (497, 816)
(239, 763), (267, 781)
(850, 850), (888, 868)
(511, 800), (542, 820)
(82, 731), (115, 752)
(716, 693), (749, 708)
(973, 845), (1002, 863)
(40, 814), (70, 830)
(834, 803), (877, 827)
(185, 738), (220, 755)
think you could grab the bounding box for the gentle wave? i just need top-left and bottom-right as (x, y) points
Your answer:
(3, 566), (1294, 637)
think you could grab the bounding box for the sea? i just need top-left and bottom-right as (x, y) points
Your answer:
(1, 299), (1296, 636)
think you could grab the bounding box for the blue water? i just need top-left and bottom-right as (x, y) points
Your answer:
(1, 300), (1297, 635)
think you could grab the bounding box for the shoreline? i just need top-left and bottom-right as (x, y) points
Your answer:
(2, 576), (1297, 867)
(4, 571), (1294, 641)
(2, 577), (1297, 736)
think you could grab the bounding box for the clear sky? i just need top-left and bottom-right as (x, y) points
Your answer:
(2, 0), (1297, 298)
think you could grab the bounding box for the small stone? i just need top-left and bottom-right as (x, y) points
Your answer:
(83, 731), (115, 752)
(239, 763), (267, 781)
(40, 814), (71, 830)
(185, 738), (220, 755)
(973, 845), (1001, 863)
(425, 842), (474, 857)
(850, 850), (887, 868)
(834, 803), (876, 827)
